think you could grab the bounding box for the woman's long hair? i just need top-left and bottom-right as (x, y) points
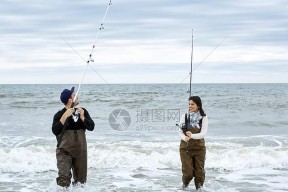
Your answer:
(189, 96), (206, 116)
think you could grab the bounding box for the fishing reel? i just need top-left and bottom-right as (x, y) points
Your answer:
(176, 123), (188, 135)
(72, 109), (79, 122)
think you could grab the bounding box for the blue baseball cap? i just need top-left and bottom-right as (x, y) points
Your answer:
(60, 87), (75, 104)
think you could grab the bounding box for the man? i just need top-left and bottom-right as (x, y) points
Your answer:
(52, 87), (95, 187)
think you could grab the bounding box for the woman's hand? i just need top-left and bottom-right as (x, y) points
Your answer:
(186, 131), (192, 138)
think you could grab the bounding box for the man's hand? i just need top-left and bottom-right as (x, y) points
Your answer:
(64, 108), (74, 118)
(77, 108), (85, 121)
(60, 108), (74, 125)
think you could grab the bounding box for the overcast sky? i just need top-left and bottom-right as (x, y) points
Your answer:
(1, 0), (287, 84)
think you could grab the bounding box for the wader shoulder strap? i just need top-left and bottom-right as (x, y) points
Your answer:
(185, 113), (190, 128)
(199, 118), (203, 130)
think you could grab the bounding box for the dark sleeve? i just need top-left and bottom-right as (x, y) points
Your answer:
(82, 108), (95, 131)
(52, 111), (64, 136)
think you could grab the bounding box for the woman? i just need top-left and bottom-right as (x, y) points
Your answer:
(179, 96), (208, 190)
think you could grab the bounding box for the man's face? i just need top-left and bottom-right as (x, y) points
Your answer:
(70, 92), (79, 106)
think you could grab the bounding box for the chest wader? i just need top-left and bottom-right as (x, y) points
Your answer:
(56, 129), (87, 187)
(179, 114), (206, 190)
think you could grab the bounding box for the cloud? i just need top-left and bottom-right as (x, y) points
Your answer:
(0, 0), (288, 83)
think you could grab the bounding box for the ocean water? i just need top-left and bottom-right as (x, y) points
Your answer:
(0, 84), (287, 192)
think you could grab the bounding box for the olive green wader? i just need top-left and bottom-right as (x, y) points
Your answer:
(56, 129), (87, 187)
(180, 127), (206, 189)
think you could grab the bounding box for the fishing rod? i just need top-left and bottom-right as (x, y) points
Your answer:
(189, 29), (193, 97)
(176, 29), (193, 146)
(57, 0), (112, 147)
(185, 29), (193, 153)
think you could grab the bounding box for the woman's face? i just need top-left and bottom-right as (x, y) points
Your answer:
(189, 100), (199, 112)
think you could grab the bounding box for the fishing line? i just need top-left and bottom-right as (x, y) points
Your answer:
(193, 35), (229, 72)
(59, 35), (109, 84)
(179, 34), (229, 84)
